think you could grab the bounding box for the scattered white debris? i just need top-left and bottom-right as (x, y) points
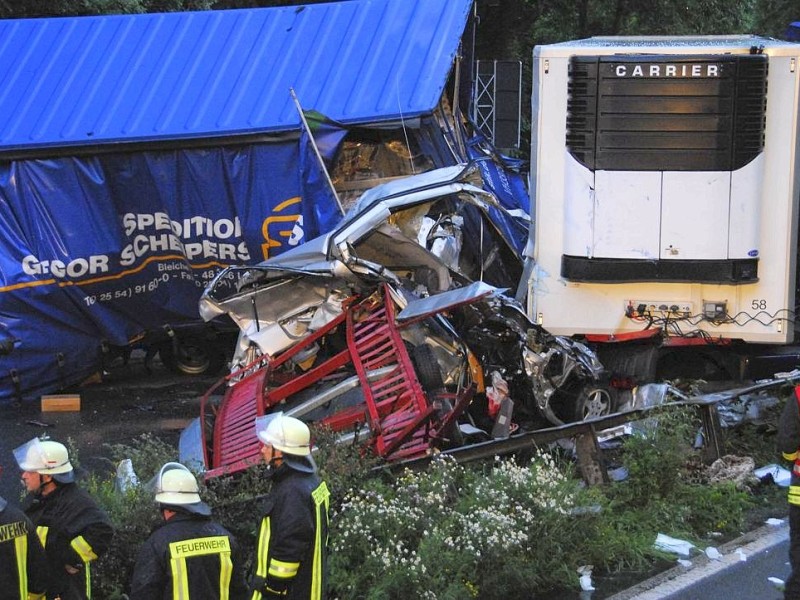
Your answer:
(597, 424), (632, 443)
(734, 548), (747, 562)
(577, 565), (595, 591)
(677, 559), (693, 568)
(704, 547), (722, 561)
(717, 391), (780, 426)
(654, 533), (695, 557)
(607, 466), (629, 482)
(766, 517), (785, 527)
(754, 464), (792, 487)
(458, 423), (487, 436)
(115, 458), (139, 493)
(768, 576), (786, 591)
(775, 369), (800, 379)
(632, 383), (689, 409)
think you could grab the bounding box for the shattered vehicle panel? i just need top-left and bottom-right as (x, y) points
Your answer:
(183, 163), (610, 477)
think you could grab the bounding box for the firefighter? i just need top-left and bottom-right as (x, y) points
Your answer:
(0, 462), (48, 600)
(779, 385), (800, 599)
(250, 414), (330, 600)
(129, 462), (248, 599)
(14, 438), (113, 600)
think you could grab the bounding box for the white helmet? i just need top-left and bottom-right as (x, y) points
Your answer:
(14, 438), (74, 483)
(153, 462), (210, 515)
(255, 413), (311, 456)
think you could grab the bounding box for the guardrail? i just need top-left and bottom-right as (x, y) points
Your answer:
(383, 377), (798, 485)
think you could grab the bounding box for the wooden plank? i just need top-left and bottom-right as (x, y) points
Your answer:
(41, 394), (81, 412)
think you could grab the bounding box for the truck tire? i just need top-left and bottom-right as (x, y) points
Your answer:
(409, 344), (445, 392)
(159, 336), (225, 376)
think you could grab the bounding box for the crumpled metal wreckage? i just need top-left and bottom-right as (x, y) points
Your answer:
(180, 163), (611, 477)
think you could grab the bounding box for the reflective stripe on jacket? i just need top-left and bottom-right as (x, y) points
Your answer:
(778, 386), (800, 506)
(0, 500), (48, 600)
(250, 468), (330, 600)
(130, 512), (247, 600)
(24, 483), (113, 600)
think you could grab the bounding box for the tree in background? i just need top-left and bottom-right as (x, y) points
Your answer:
(0, 0), (337, 17)
(472, 0), (794, 157)
(1, 0), (796, 158)
(474, 0), (797, 61)
(0, 0), (213, 17)
(2, 0), (795, 41)
(754, 0), (799, 38)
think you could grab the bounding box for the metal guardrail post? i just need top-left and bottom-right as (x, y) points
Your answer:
(574, 425), (610, 485)
(698, 402), (724, 464)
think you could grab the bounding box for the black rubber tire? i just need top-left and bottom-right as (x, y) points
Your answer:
(409, 344), (445, 392)
(159, 337), (226, 376)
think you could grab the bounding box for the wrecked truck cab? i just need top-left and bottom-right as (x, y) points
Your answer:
(324, 161), (524, 292)
(182, 163), (609, 477)
(187, 278), (481, 477)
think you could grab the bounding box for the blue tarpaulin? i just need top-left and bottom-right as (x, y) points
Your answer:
(0, 138), (344, 401)
(0, 0), (473, 155)
(466, 135), (530, 255)
(0, 0), (499, 403)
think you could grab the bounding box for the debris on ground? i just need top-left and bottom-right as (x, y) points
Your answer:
(754, 465), (791, 487)
(654, 533), (695, 557)
(705, 455), (758, 490)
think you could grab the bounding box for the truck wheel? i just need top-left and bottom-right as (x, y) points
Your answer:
(159, 337), (225, 376)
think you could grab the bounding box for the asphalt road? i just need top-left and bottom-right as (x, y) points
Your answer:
(0, 352), (218, 501)
(609, 522), (791, 600)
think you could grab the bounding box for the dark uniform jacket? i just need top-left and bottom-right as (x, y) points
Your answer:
(23, 483), (114, 600)
(130, 511), (248, 600)
(250, 465), (330, 600)
(779, 388), (800, 504)
(0, 497), (48, 600)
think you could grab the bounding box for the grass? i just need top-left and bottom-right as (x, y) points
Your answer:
(719, 403), (789, 533)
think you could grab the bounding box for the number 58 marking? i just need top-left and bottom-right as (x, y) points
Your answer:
(751, 299), (767, 310)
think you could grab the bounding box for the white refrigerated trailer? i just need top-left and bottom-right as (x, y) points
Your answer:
(525, 36), (800, 379)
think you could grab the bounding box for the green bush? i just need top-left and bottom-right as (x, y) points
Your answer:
(326, 403), (769, 597)
(312, 425), (381, 506)
(80, 402), (778, 598)
(86, 433), (177, 599)
(607, 404), (754, 540)
(613, 406), (696, 503)
(85, 427), (376, 598)
(677, 481), (753, 536)
(328, 452), (605, 598)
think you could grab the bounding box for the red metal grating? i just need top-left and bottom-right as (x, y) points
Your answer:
(346, 284), (430, 457)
